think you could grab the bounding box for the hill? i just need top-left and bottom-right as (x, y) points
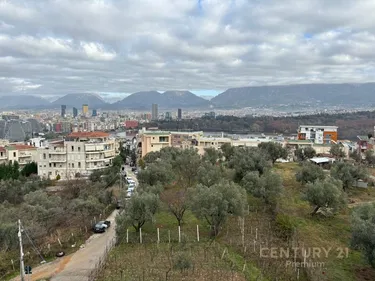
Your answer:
(51, 93), (107, 108)
(0, 95), (50, 109)
(112, 90), (210, 109)
(211, 83), (375, 108)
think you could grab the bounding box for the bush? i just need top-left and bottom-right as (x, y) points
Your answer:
(275, 213), (297, 239)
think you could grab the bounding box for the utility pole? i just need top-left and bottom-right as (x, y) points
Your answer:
(18, 220), (25, 281)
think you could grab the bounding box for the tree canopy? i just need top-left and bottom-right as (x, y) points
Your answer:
(304, 178), (347, 215)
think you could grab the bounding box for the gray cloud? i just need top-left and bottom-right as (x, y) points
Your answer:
(1, 0), (375, 98)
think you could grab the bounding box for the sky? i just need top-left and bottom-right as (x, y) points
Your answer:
(1, 0), (375, 101)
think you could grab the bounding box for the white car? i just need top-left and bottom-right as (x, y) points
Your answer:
(127, 179), (136, 185)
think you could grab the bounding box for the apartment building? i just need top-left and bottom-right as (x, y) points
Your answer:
(138, 129), (283, 157)
(37, 131), (117, 180)
(297, 125), (338, 144)
(0, 147), (7, 164)
(4, 144), (37, 168)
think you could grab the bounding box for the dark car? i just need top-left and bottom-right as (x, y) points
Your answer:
(116, 200), (123, 209)
(131, 167), (137, 172)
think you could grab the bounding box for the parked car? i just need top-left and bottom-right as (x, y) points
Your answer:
(131, 167), (137, 172)
(93, 222), (106, 233)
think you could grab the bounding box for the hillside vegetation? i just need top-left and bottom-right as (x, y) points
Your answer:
(154, 110), (375, 140)
(97, 144), (375, 281)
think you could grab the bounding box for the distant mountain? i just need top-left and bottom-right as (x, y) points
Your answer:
(52, 93), (107, 108)
(211, 83), (375, 108)
(0, 95), (50, 109)
(112, 90), (209, 109)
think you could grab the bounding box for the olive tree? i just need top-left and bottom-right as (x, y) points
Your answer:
(229, 147), (271, 182)
(202, 147), (222, 165)
(330, 162), (368, 191)
(258, 142), (288, 164)
(190, 181), (247, 236)
(351, 203), (375, 268)
(295, 147), (316, 161)
(330, 143), (346, 159)
(116, 192), (159, 233)
(242, 171), (283, 205)
(304, 178), (347, 215)
(296, 162), (325, 184)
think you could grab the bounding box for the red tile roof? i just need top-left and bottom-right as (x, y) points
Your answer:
(7, 144), (37, 150)
(0, 147), (5, 152)
(67, 131), (109, 138)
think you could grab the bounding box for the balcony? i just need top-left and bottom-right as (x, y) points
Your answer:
(48, 150), (66, 155)
(49, 158), (66, 163)
(19, 153), (33, 158)
(85, 144), (105, 152)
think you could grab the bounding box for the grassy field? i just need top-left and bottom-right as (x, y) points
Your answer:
(97, 163), (375, 281)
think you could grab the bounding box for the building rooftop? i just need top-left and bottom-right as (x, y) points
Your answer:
(298, 125), (338, 129)
(310, 157), (335, 164)
(67, 131), (109, 138)
(0, 147), (5, 152)
(6, 144), (37, 150)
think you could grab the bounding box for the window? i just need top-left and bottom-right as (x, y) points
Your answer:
(151, 145), (153, 147)
(59, 165), (62, 168)
(78, 162), (81, 168)
(78, 147), (81, 152)
(153, 137), (155, 139)
(43, 153), (46, 159)
(13, 152), (16, 157)
(0, 152), (2, 157)
(94, 162), (97, 166)
(53, 163), (56, 168)
(72, 163), (74, 168)
(49, 163), (52, 167)
(159, 136), (168, 142)
(71, 146), (74, 151)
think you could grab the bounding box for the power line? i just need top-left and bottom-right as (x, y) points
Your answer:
(22, 226), (46, 264)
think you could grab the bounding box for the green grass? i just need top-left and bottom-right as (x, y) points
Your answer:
(100, 163), (375, 281)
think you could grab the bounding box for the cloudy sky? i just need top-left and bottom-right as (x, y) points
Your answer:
(1, 0), (375, 100)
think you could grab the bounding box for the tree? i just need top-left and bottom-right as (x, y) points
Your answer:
(330, 144), (346, 159)
(351, 203), (375, 268)
(116, 192), (159, 233)
(229, 147), (271, 182)
(242, 171), (283, 205)
(112, 155), (123, 168)
(160, 188), (187, 226)
(296, 162), (325, 184)
(258, 142), (288, 164)
(202, 147), (222, 165)
(173, 148), (201, 189)
(190, 181), (247, 236)
(197, 162), (223, 187)
(304, 178), (347, 215)
(21, 162), (38, 177)
(137, 162), (174, 186)
(331, 162), (368, 191)
(295, 147), (316, 161)
(365, 150), (375, 166)
(220, 143), (234, 162)
(350, 151), (362, 163)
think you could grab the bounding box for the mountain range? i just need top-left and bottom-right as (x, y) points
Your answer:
(2, 83), (375, 110)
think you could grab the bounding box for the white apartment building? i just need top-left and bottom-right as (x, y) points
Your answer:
(297, 125), (338, 144)
(37, 131), (117, 180)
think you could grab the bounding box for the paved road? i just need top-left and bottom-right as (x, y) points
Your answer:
(11, 166), (138, 281)
(50, 210), (118, 281)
